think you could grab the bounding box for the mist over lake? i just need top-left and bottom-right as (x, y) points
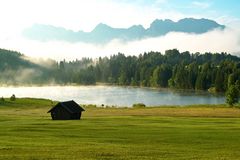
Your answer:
(0, 86), (225, 106)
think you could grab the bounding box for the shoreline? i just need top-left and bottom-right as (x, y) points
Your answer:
(0, 97), (238, 118)
(0, 97), (228, 108)
(0, 83), (224, 95)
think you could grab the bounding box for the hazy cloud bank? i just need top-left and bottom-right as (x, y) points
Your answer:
(0, 68), (42, 85)
(0, 27), (240, 61)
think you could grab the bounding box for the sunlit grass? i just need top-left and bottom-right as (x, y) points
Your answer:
(0, 98), (240, 159)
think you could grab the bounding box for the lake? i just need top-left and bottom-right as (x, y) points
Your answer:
(0, 86), (225, 106)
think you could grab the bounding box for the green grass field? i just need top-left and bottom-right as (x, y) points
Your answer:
(1, 98), (240, 159)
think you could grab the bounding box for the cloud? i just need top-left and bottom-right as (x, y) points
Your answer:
(0, 0), (169, 32)
(154, 0), (168, 5)
(0, 0), (228, 34)
(1, 27), (240, 61)
(0, 0), (239, 61)
(132, 28), (240, 55)
(0, 0), (238, 41)
(192, 1), (211, 9)
(0, 68), (43, 84)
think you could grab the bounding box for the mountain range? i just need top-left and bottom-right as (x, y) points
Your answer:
(23, 18), (225, 44)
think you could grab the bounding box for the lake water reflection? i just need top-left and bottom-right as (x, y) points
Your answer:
(0, 86), (225, 106)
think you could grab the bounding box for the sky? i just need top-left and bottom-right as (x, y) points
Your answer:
(0, 0), (240, 60)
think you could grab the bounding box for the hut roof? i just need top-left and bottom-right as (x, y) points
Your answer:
(48, 100), (85, 113)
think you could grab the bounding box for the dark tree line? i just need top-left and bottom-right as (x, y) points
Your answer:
(1, 48), (240, 95)
(76, 49), (240, 93)
(56, 49), (240, 107)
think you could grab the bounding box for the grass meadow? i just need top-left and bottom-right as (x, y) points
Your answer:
(0, 98), (240, 159)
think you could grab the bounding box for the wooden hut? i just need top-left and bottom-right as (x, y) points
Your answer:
(48, 100), (85, 120)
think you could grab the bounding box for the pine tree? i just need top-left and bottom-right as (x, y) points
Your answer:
(226, 85), (239, 106)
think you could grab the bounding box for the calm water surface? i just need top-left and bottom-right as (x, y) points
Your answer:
(0, 86), (225, 106)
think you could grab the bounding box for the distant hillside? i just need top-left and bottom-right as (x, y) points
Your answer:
(23, 18), (225, 44)
(0, 49), (55, 85)
(0, 49), (35, 70)
(0, 48), (93, 85)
